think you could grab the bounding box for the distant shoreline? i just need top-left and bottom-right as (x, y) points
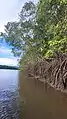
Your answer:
(0, 65), (18, 70)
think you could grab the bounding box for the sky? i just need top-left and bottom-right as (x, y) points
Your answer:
(0, 38), (18, 66)
(0, 0), (38, 66)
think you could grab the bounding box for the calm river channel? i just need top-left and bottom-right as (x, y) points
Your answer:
(0, 69), (20, 119)
(1, 69), (67, 119)
(20, 71), (67, 119)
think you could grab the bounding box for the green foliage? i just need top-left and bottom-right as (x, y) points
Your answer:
(4, 1), (36, 57)
(45, 50), (53, 58)
(35, 0), (67, 57)
(2, 0), (67, 66)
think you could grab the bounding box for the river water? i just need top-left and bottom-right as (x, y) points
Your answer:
(1, 70), (67, 119)
(20, 71), (67, 119)
(0, 69), (20, 119)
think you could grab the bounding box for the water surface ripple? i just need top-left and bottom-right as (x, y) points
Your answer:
(0, 70), (20, 119)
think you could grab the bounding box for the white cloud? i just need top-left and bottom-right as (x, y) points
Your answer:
(0, 46), (14, 58)
(0, 58), (18, 66)
(0, 0), (38, 32)
(0, 46), (12, 54)
(0, 46), (18, 66)
(0, 0), (21, 32)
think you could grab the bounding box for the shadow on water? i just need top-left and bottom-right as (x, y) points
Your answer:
(19, 71), (67, 119)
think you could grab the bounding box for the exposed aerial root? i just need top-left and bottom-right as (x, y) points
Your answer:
(27, 53), (67, 91)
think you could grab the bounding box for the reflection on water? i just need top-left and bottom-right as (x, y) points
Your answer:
(0, 70), (20, 119)
(20, 72), (67, 119)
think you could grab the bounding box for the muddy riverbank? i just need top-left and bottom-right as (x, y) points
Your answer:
(27, 53), (67, 92)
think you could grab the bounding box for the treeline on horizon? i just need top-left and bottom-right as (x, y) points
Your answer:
(0, 0), (67, 67)
(0, 65), (18, 70)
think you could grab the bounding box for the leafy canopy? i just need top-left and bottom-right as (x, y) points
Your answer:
(1, 0), (67, 66)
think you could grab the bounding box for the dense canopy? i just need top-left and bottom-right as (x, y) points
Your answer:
(1, 0), (67, 67)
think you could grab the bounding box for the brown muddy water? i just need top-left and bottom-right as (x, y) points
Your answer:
(19, 71), (67, 119)
(1, 69), (67, 119)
